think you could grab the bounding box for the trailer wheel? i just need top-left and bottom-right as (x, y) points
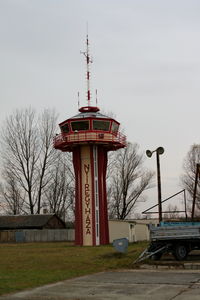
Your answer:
(173, 244), (188, 261)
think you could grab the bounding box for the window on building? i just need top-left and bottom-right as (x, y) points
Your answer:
(71, 121), (89, 131)
(93, 120), (110, 131)
(61, 123), (69, 133)
(111, 122), (119, 133)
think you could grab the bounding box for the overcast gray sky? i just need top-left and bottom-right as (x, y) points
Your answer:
(1, 0), (200, 215)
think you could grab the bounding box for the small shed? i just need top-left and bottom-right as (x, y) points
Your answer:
(109, 219), (159, 243)
(0, 214), (66, 230)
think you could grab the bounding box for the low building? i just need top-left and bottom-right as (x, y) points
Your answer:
(0, 214), (66, 230)
(109, 219), (159, 243)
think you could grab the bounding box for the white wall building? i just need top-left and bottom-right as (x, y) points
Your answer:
(109, 219), (159, 243)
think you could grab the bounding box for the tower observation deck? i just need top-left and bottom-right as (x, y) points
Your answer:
(54, 106), (126, 152)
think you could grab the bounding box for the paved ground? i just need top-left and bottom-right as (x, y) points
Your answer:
(1, 269), (200, 300)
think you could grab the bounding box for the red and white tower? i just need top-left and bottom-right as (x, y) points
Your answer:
(54, 35), (126, 245)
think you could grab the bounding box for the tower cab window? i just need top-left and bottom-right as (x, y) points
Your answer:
(61, 123), (69, 133)
(111, 122), (119, 133)
(93, 120), (110, 131)
(71, 121), (89, 131)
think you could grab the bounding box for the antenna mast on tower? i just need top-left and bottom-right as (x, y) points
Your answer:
(81, 27), (93, 107)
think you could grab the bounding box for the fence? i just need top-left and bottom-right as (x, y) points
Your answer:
(0, 229), (75, 243)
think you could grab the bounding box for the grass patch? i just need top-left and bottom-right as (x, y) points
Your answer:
(0, 241), (147, 295)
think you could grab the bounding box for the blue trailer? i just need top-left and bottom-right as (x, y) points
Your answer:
(135, 222), (200, 262)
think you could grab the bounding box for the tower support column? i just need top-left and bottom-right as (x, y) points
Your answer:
(73, 145), (109, 246)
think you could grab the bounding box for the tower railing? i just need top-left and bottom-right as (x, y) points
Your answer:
(54, 131), (126, 148)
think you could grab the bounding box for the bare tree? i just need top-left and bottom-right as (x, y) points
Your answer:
(107, 142), (154, 220)
(163, 204), (180, 220)
(0, 108), (58, 214)
(1, 108), (38, 213)
(181, 144), (200, 209)
(0, 170), (24, 215)
(43, 152), (75, 221)
(35, 109), (58, 213)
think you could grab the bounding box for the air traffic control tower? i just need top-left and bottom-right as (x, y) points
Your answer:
(54, 35), (126, 246)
